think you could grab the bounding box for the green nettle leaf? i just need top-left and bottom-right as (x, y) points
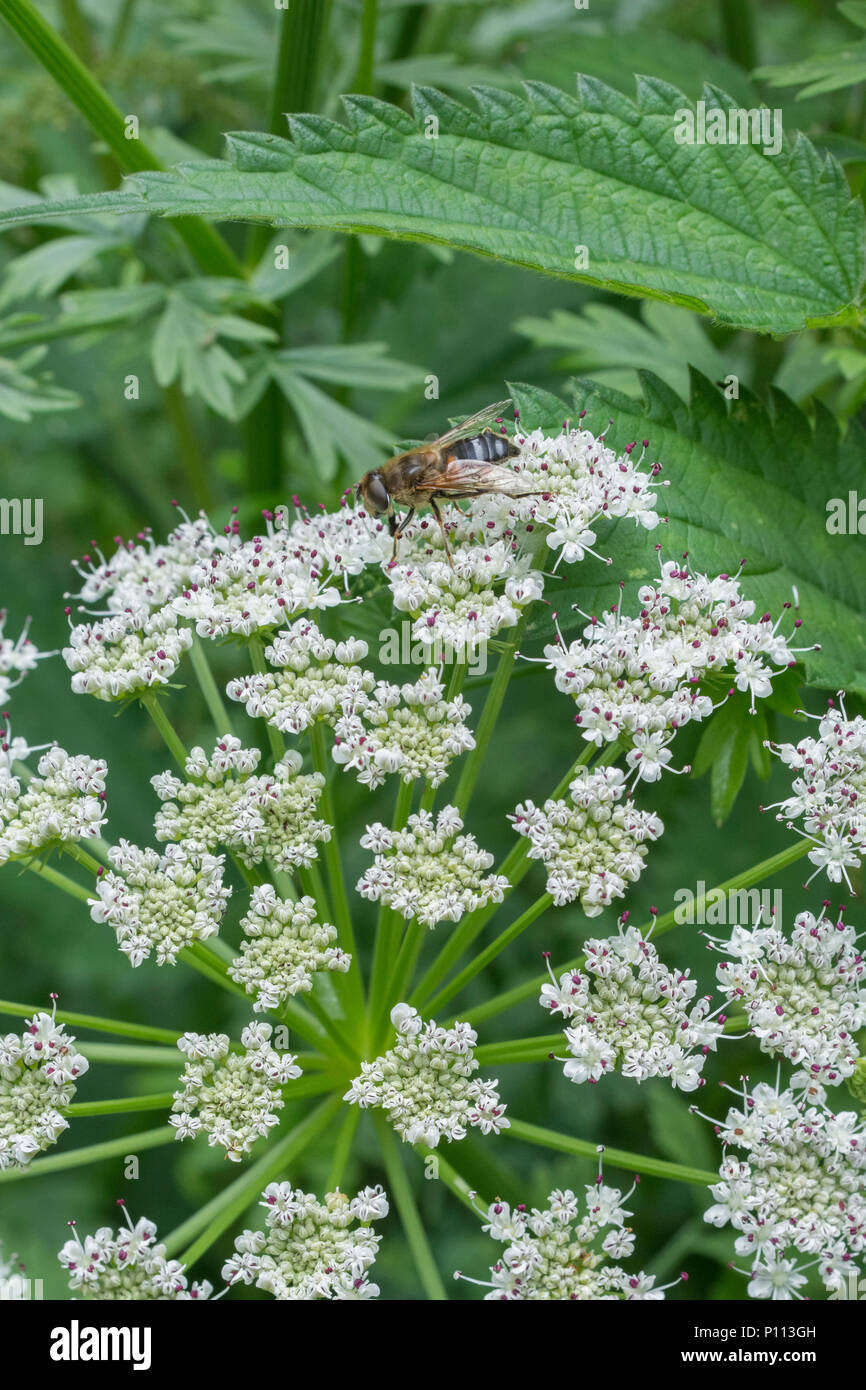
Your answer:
(0, 81), (862, 334)
(0, 346), (80, 420)
(510, 373), (866, 697)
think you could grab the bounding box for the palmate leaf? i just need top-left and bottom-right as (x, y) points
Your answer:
(0, 80), (862, 334)
(510, 375), (866, 698)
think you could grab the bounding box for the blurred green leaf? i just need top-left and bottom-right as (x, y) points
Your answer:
(0, 345), (79, 420)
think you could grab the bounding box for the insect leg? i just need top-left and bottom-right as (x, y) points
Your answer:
(390, 507), (415, 562)
(429, 497), (454, 568)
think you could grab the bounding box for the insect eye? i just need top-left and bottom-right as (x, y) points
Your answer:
(365, 475), (390, 514)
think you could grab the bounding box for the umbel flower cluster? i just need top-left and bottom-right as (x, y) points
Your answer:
(0, 1006), (89, 1170)
(511, 765), (663, 914)
(152, 738), (330, 870)
(701, 1078), (866, 1299)
(463, 1167), (669, 1300)
(357, 806), (507, 927)
(59, 1205), (211, 1300)
(223, 1182), (389, 1300)
(230, 886), (350, 1010)
(767, 699), (866, 890)
(542, 924), (723, 1091)
(5, 411), (860, 1302)
(344, 1004), (508, 1146)
(89, 840), (230, 966)
(0, 746), (107, 865)
(544, 561), (799, 765)
(708, 907), (866, 1083)
(170, 1024), (302, 1161)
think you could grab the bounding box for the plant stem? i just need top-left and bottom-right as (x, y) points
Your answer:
(374, 1113), (447, 1300)
(354, 0), (379, 94)
(0, 0), (243, 278)
(411, 744), (599, 1008)
(719, 0), (757, 72)
(76, 1042), (181, 1065)
(418, 1146), (482, 1216)
(639, 838), (812, 942)
(505, 1118), (715, 1187)
(23, 858), (91, 903)
(423, 892), (553, 1017)
(325, 1105), (360, 1191)
(188, 636), (234, 736)
(0, 1126), (174, 1182)
(141, 691), (188, 770)
(165, 1094), (343, 1263)
(0, 1000), (180, 1045)
(367, 778), (414, 1036)
(65, 1092), (173, 1116)
(475, 1034), (561, 1065)
(453, 623), (526, 817)
(248, 637), (285, 764)
(308, 722), (364, 1018)
(163, 384), (212, 511)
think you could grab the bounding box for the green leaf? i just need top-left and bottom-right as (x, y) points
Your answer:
(710, 716), (749, 826)
(753, 5), (866, 100)
(0, 233), (125, 309)
(0, 346), (79, 420)
(0, 81), (862, 334)
(510, 372), (866, 698)
(514, 301), (730, 400)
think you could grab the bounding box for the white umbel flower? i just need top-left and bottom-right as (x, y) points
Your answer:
(88, 840), (230, 966)
(461, 1164), (670, 1300)
(510, 765), (662, 915)
(58, 1203), (211, 1300)
(226, 619), (374, 735)
(356, 807), (507, 927)
(709, 907), (866, 1082)
(0, 747), (106, 865)
(388, 540), (544, 653)
(343, 1004), (508, 1146)
(229, 886), (350, 1011)
(152, 737), (330, 870)
(66, 512), (223, 617)
(332, 670), (475, 789)
(0, 611), (53, 705)
(223, 1182), (388, 1300)
(766, 696), (866, 890)
(170, 1023), (301, 1162)
(542, 924), (723, 1091)
(543, 560), (797, 759)
(0, 1002), (89, 1170)
(699, 1078), (866, 1298)
(63, 607), (192, 701)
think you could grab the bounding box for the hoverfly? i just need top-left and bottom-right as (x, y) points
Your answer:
(356, 399), (545, 566)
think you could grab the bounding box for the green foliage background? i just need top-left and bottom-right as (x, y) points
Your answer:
(1, 0), (865, 1300)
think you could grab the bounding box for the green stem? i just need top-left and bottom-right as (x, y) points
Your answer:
(505, 1118), (715, 1187)
(326, 1105), (361, 1191)
(367, 778), (415, 1035)
(0, 0), (243, 278)
(60, 842), (102, 876)
(309, 722), (363, 1018)
(423, 892), (553, 1017)
(188, 636), (234, 737)
(0, 1000), (180, 1045)
(65, 1093), (173, 1117)
(412, 744), (599, 1008)
(418, 1146), (483, 1216)
(377, 920), (426, 1046)
(0, 1126), (174, 1182)
(453, 623), (526, 817)
(719, 0), (757, 72)
(475, 1034), (562, 1065)
(354, 0), (379, 94)
(639, 838), (812, 942)
(23, 858), (91, 903)
(373, 1113), (447, 1300)
(163, 384), (212, 512)
(76, 1042), (182, 1065)
(141, 692), (188, 771)
(248, 637), (285, 764)
(165, 1094), (343, 1263)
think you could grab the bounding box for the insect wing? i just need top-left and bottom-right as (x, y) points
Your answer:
(431, 399), (513, 449)
(429, 457), (540, 497)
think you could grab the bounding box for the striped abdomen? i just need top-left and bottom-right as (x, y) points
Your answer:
(451, 431), (519, 463)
